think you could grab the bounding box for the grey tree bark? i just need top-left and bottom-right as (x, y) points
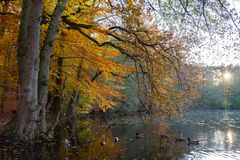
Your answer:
(15, 0), (44, 140)
(17, 0), (31, 91)
(38, 0), (67, 132)
(12, 0), (67, 140)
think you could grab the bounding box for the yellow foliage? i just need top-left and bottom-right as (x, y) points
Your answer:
(2, 0), (201, 116)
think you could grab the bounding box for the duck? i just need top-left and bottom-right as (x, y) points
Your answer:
(11, 109), (17, 114)
(161, 135), (169, 139)
(64, 139), (71, 151)
(64, 139), (70, 146)
(101, 140), (106, 146)
(136, 132), (146, 139)
(187, 138), (199, 145)
(175, 138), (185, 143)
(113, 136), (119, 142)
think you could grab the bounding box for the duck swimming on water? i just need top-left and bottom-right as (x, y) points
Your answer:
(101, 140), (106, 146)
(161, 135), (169, 139)
(136, 132), (146, 139)
(114, 136), (119, 142)
(175, 138), (185, 143)
(187, 138), (199, 145)
(64, 139), (71, 151)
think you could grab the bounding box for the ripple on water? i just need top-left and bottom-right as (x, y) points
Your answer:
(176, 109), (240, 160)
(183, 150), (240, 160)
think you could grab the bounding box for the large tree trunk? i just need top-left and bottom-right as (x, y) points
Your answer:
(17, 0), (31, 90)
(38, 0), (67, 132)
(14, 0), (44, 140)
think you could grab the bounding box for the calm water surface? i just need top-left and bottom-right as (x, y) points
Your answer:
(170, 109), (240, 160)
(1, 108), (240, 160)
(64, 109), (240, 160)
(108, 109), (240, 160)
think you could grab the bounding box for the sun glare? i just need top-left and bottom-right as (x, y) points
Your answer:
(223, 72), (231, 80)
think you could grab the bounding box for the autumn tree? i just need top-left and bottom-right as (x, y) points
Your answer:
(0, 0), (206, 141)
(97, 0), (201, 115)
(8, 0), (67, 140)
(1, 0), (133, 140)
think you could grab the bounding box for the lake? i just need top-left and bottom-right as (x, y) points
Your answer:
(1, 108), (240, 160)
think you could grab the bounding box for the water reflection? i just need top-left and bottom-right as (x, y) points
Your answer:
(213, 130), (225, 149)
(1, 109), (240, 159)
(176, 109), (240, 160)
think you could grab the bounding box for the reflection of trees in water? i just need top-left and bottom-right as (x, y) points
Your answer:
(49, 119), (124, 160)
(85, 133), (124, 160)
(58, 120), (124, 160)
(98, 116), (193, 160)
(0, 114), (211, 160)
(0, 119), (124, 160)
(133, 120), (191, 160)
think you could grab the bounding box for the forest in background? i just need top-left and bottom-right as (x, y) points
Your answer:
(196, 66), (240, 109)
